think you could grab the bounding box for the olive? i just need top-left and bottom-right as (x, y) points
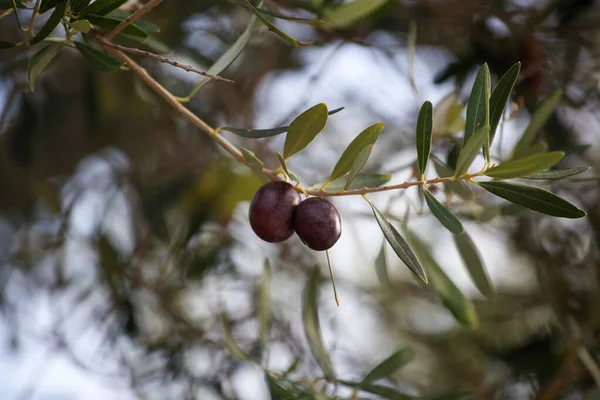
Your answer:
(249, 181), (301, 243)
(293, 197), (341, 251)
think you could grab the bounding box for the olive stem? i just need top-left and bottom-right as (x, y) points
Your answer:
(325, 250), (340, 307)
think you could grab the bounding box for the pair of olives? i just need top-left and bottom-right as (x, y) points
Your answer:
(249, 182), (341, 251)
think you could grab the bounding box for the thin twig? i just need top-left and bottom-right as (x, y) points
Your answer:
(25, 0), (41, 37)
(98, 38), (234, 83)
(103, 0), (164, 40)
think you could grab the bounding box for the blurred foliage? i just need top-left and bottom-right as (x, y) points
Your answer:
(1, 0), (600, 399)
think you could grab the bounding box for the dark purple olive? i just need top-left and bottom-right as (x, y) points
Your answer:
(293, 197), (341, 251)
(249, 181), (301, 243)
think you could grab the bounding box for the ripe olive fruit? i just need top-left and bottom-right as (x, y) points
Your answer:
(249, 181), (301, 243)
(293, 197), (341, 251)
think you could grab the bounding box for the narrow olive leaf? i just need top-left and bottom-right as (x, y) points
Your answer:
(484, 151), (565, 179)
(302, 268), (336, 380)
(464, 64), (490, 144)
(419, 393), (475, 400)
(345, 144), (373, 190)
(185, 6), (259, 101)
(277, 152), (300, 182)
(489, 62), (520, 149)
(365, 198), (427, 284)
(524, 167), (590, 180)
(329, 122), (384, 181)
(283, 103), (328, 159)
(222, 315), (250, 361)
(70, 19), (92, 33)
(454, 125), (489, 177)
(242, 0), (313, 46)
(81, 0), (128, 17)
(423, 189), (464, 234)
(511, 89), (563, 159)
(237, 4), (325, 25)
(107, 9), (160, 33)
(258, 259), (272, 350)
(454, 231), (494, 298)
(404, 229), (478, 328)
(416, 101), (433, 177)
(362, 347), (415, 384)
(30, 0), (67, 45)
(70, 0), (91, 14)
(2, 0), (26, 9)
(0, 41), (16, 49)
(265, 373), (297, 399)
(478, 181), (586, 218)
(39, 0), (60, 13)
(240, 148), (264, 178)
(375, 243), (391, 289)
(338, 381), (412, 400)
(324, 0), (388, 29)
(75, 42), (124, 72)
(28, 43), (63, 91)
(85, 15), (148, 38)
(218, 108), (344, 139)
(309, 173), (391, 192)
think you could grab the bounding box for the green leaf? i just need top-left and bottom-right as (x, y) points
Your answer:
(464, 64), (490, 147)
(222, 314), (250, 361)
(81, 0), (127, 16)
(75, 41), (124, 73)
(524, 167), (590, 180)
(404, 229), (478, 328)
(107, 9), (160, 33)
(70, 0), (91, 14)
(433, 92), (464, 137)
(308, 172), (391, 192)
(375, 243), (391, 289)
(511, 89), (563, 159)
(324, 0), (388, 29)
(302, 268), (336, 380)
(416, 101), (433, 177)
(362, 348), (415, 383)
(454, 231), (494, 298)
(277, 152), (300, 182)
(423, 189), (464, 234)
(484, 151), (565, 179)
(27, 43), (63, 91)
(366, 199), (427, 284)
(338, 381), (412, 400)
(184, 5), (259, 100)
(238, 4), (325, 25)
(30, 0), (66, 45)
(283, 103), (328, 159)
(344, 144), (373, 190)
(329, 122), (384, 181)
(242, 0), (313, 46)
(218, 107), (344, 139)
(85, 14), (148, 38)
(454, 125), (489, 177)
(265, 373), (297, 399)
(240, 148), (264, 178)
(258, 259), (272, 351)
(489, 62), (520, 150)
(70, 19), (92, 33)
(0, 40), (16, 48)
(39, 0), (60, 13)
(478, 180), (586, 218)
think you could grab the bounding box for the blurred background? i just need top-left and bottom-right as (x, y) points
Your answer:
(1, 0), (600, 399)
